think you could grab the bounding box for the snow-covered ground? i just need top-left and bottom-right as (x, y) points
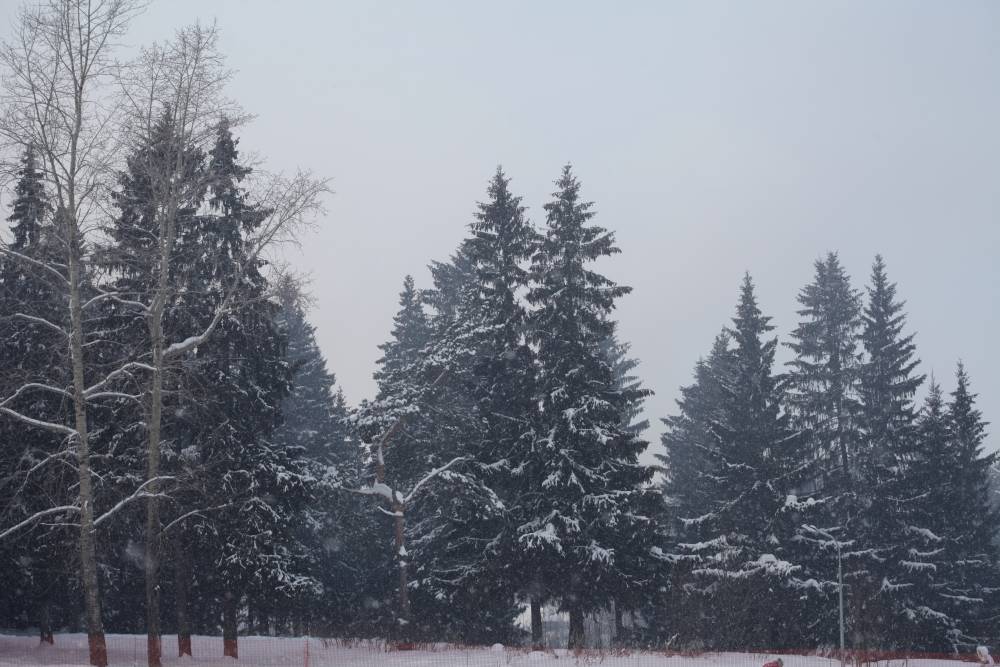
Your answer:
(0, 634), (972, 667)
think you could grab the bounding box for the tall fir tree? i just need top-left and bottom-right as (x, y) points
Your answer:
(905, 380), (962, 650)
(525, 165), (656, 648)
(783, 253), (864, 648)
(406, 168), (538, 643)
(0, 145), (78, 643)
(675, 275), (816, 650)
(184, 120), (314, 656)
(785, 252), (863, 484)
(657, 331), (734, 646)
(941, 365), (999, 647)
(266, 276), (359, 635)
(853, 255), (926, 650)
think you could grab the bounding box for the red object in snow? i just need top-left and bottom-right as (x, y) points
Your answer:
(763, 659), (784, 667)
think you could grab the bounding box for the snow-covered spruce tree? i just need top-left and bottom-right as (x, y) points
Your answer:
(353, 274), (443, 638)
(400, 169), (537, 643)
(660, 333), (733, 535)
(675, 275), (817, 651)
(264, 276), (356, 635)
(656, 331), (735, 647)
(785, 252), (863, 485)
(0, 146), (78, 641)
(524, 165), (656, 649)
(783, 253), (864, 648)
(939, 365), (1000, 647)
(893, 367), (999, 652)
(600, 325), (658, 644)
(179, 121), (316, 658)
(903, 380), (961, 650)
(853, 255), (925, 650)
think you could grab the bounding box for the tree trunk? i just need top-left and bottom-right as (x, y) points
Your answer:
(174, 537), (192, 657)
(567, 606), (585, 650)
(38, 597), (53, 644)
(67, 226), (107, 667)
(392, 498), (410, 638)
(144, 292), (167, 667)
(223, 592), (238, 659)
(613, 603), (624, 647)
(530, 597), (543, 648)
(258, 606), (269, 636)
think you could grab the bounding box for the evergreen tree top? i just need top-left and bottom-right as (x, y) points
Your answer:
(6, 146), (49, 251)
(860, 254), (925, 443)
(467, 166), (536, 311)
(786, 251), (862, 364)
(208, 117), (255, 221)
(530, 165), (629, 320)
(374, 274), (431, 398)
(948, 362), (989, 460)
(730, 273), (776, 363)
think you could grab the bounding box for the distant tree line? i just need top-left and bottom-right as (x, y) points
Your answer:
(659, 255), (998, 654)
(0, 1), (996, 665)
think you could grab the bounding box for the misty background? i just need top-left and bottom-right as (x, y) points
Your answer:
(3, 0), (997, 459)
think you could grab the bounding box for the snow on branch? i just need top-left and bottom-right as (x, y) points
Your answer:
(0, 405), (76, 436)
(159, 502), (233, 535)
(2, 382), (73, 404)
(0, 505), (80, 541)
(7, 312), (68, 337)
(82, 289), (150, 312)
(404, 456), (468, 504)
(84, 361), (157, 397)
(0, 247), (69, 286)
(352, 482), (396, 503)
(93, 475), (176, 527)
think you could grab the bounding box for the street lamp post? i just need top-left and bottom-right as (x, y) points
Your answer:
(804, 525), (845, 667)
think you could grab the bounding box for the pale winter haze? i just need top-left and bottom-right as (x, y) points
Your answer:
(1, 1), (997, 458)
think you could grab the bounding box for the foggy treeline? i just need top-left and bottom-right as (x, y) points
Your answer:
(0, 3), (996, 667)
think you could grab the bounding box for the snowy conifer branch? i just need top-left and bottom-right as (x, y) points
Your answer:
(82, 289), (150, 312)
(83, 362), (157, 397)
(7, 312), (68, 337)
(158, 502), (233, 535)
(0, 505), (81, 541)
(0, 247), (69, 285)
(0, 405), (76, 436)
(93, 476), (177, 527)
(403, 456), (468, 504)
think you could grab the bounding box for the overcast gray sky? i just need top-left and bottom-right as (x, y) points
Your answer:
(6, 1), (999, 459)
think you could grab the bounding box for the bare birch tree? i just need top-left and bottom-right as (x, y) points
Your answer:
(0, 3), (144, 665)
